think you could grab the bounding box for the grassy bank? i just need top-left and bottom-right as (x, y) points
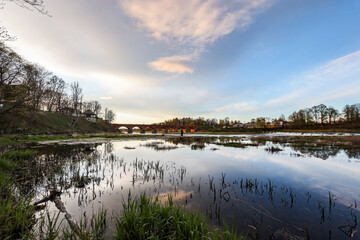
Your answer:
(0, 111), (117, 135)
(0, 133), (162, 146)
(196, 126), (360, 134)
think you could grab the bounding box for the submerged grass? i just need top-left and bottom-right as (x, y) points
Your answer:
(264, 146), (283, 153)
(215, 142), (259, 148)
(114, 194), (245, 240)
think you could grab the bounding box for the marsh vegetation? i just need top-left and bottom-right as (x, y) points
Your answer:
(1, 134), (360, 239)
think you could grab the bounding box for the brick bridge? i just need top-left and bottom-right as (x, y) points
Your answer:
(111, 124), (198, 134)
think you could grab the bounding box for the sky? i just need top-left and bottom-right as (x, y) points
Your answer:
(1, 0), (360, 123)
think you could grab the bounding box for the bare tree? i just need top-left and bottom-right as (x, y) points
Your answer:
(54, 80), (66, 111)
(44, 75), (65, 112)
(70, 81), (82, 115)
(343, 105), (352, 122)
(0, 43), (31, 119)
(93, 100), (102, 117)
(351, 104), (360, 122)
(316, 104), (328, 124)
(104, 107), (115, 123)
(58, 93), (71, 109)
(24, 64), (50, 112)
(1, 0), (48, 41)
(327, 106), (339, 124)
(0, 42), (23, 89)
(311, 105), (320, 124)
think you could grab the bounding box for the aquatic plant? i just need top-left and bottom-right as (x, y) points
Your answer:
(113, 193), (245, 240)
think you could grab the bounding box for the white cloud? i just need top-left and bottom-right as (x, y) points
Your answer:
(213, 101), (258, 114)
(311, 84), (360, 103)
(120, 0), (277, 74)
(265, 50), (360, 108)
(305, 50), (360, 83)
(214, 105), (231, 113)
(234, 102), (258, 112)
(266, 90), (303, 105)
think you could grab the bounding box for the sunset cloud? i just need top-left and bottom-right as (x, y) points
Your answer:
(121, 0), (277, 74)
(121, 0), (275, 46)
(148, 54), (195, 74)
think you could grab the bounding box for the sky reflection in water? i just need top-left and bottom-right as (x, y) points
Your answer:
(32, 136), (360, 239)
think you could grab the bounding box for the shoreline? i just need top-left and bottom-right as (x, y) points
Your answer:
(2, 130), (360, 146)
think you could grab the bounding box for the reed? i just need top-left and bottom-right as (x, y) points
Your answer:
(113, 193), (245, 240)
(0, 150), (36, 239)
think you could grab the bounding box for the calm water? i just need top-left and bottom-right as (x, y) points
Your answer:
(22, 135), (360, 239)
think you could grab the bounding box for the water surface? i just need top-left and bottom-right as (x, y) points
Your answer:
(23, 135), (360, 239)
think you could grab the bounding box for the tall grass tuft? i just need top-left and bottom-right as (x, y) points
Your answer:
(113, 193), (245, 240)
(61, 208), (108, 240)
(2, 149), (37, 161)
(0, 177), (35, 239)
(0, 150), (37, 239)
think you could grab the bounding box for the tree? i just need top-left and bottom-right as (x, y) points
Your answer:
(0, 43), (32, 119)
(343, 105), (352, 122)
(84, 100), (102, 117)
(351, 104), (360, 122)
(327, 106), (339, 124)
(0, 42), (23, 88)
(1, 0), (48, 41)
(70, 81), (82, 115)
(255, 117), (265, 128)
(23, 64), (50, 112)
(312, 105), (320, 124)
(278, 114), (286, 121)
(104, 108), (115, 123)
(288, 110), (306, 127)
(317, 104), (328, 124)
(44, 75), (65, 112)
(2, 0), (47, 12)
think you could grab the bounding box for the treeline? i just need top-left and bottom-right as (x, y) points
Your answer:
(288, 103), (360, 127)
(161, 103), (360, 129)
(0, 42), (115, 124)
(161, 117), (241, 127)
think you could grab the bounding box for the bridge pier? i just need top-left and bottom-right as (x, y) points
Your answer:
(140, 128), (146, 134)
(164, 129), (168, 134)
(127, 128), (133, 134)
(152, 129), (157, 134)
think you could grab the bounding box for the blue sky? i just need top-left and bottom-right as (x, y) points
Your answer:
(1, 0), (359, 123)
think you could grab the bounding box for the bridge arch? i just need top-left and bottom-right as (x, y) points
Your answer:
(111, 124), (198, 134)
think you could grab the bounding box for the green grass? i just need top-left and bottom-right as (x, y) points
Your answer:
(0, 133), (161, 146)
(0, 151), (36, 239)
(0, 111), (117, 135)
(0, 157), (16, 171)
(35, 208), (108, 240)
(113, 194), (245, 240)
(2, 149), (37, 160)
